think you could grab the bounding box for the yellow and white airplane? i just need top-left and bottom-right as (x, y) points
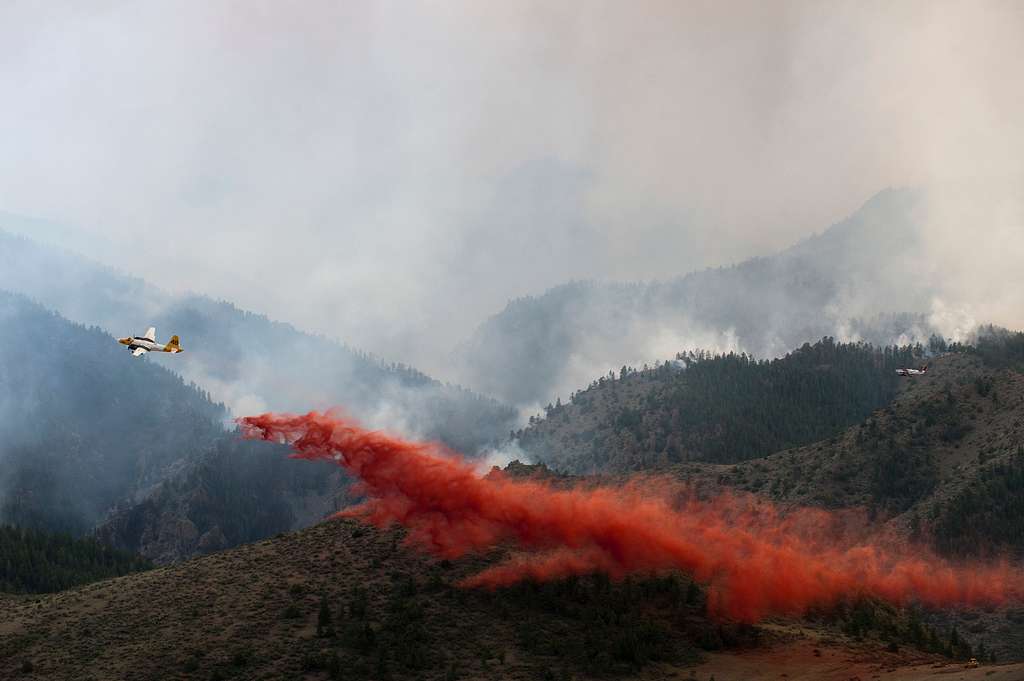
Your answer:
(117, 327), (183, 357)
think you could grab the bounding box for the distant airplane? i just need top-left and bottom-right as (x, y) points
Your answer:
(117, 327), (183, 357)
(896, 365), (928, 377)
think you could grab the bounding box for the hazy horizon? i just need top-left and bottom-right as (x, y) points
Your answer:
(2, 1), (1022, 375)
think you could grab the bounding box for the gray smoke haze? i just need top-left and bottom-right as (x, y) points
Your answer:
(452, 187), (1020, 410)
(0, 230), (517, 456)
(1, 1), (1022, 378)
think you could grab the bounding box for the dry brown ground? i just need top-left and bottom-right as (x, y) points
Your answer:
(681, 621), (1024, 681)
(693, 643), (1024, 681)
(3, 516), (1014, 681)
(2, 519), (498, 681)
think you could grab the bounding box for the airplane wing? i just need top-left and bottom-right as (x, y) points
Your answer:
(143, 327), (156, 341)
(132, 347), (148, 357)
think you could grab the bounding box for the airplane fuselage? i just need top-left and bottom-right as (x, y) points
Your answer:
(117, 328), (182, 356)
(119, 337), (172, 353)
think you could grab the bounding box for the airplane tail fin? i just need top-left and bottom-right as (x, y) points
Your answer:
(166, 335), (183, 353)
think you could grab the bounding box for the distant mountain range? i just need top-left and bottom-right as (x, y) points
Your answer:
(3, 209), (1023, 671)
(0, 189), (952, 422)
(0, 225), (516, 562)
(0, 220), (527, 563)
(454, 188), (949, 408)
(0, 194), (1005, 569)
(0, 226), (516, 455)
(0, 292), (340, 556)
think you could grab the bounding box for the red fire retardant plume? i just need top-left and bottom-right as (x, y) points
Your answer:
(239, 411), (1024, 622)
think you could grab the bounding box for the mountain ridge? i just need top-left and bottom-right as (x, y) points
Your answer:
(516, 337), (921, 473)
(454, 187), (946, 408)
(0, 226), (517, 454)
(0, 292), (351, 562)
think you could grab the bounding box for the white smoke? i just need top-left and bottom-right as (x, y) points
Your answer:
(476, 440), (533, 474)
(927, 298), (977, 344)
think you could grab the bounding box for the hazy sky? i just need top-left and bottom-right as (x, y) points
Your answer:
(1, 1), (1022, 371)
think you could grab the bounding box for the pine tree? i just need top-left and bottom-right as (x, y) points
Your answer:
(318, 595), (334, 638)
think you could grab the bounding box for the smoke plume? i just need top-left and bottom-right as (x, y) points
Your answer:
(239, 410), (1024, 622)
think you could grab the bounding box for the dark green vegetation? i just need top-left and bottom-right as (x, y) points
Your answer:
(716, 350), (1024, 663)
(0, 291), (227, 534)
(0, 289), (512, 563)
(0, 524), (151, 593)
(928, 326), (1024, 373)
(516, 348), (1024, 662)
(0, 292), (342, 562)
(519, 337), (919, 473)
(97, 437), (344, 564)
(478, 574), (708, 674)
(303, 569), (709, 679)
(970, 326), (1024, 372)
(933, 446), (1024, 558)
(707, 352), (1024, 556)
(824, 599), (990, 664)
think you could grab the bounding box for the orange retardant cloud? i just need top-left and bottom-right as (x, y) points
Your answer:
(238, 411), (1024, 622)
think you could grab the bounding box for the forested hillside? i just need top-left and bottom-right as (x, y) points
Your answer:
(0, 291), (228, 533)
(0, 524), (151, 593)
(0, 292), (364, 562)
(97, 438), (347, 564)
(970, 326), (1024, 372)
(456, 188), (943, 407)
(691, 347), (1024, 661)
(703, 343), (1024, 528)
(0, 228), (516, 454)
(518, 337), (919, 473)
(514, 344), (1024, 661)
(933, 446), (1024, 557)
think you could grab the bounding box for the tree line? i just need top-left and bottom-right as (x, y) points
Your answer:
(0, 524), (151, 593)
(519, 337), (920, 472)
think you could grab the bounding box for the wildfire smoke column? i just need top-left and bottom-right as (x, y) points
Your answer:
(239, 410), (1024, 622)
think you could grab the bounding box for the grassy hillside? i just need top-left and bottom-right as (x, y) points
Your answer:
(518, 338), (919, 473)
(1, 517), (989, 681)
